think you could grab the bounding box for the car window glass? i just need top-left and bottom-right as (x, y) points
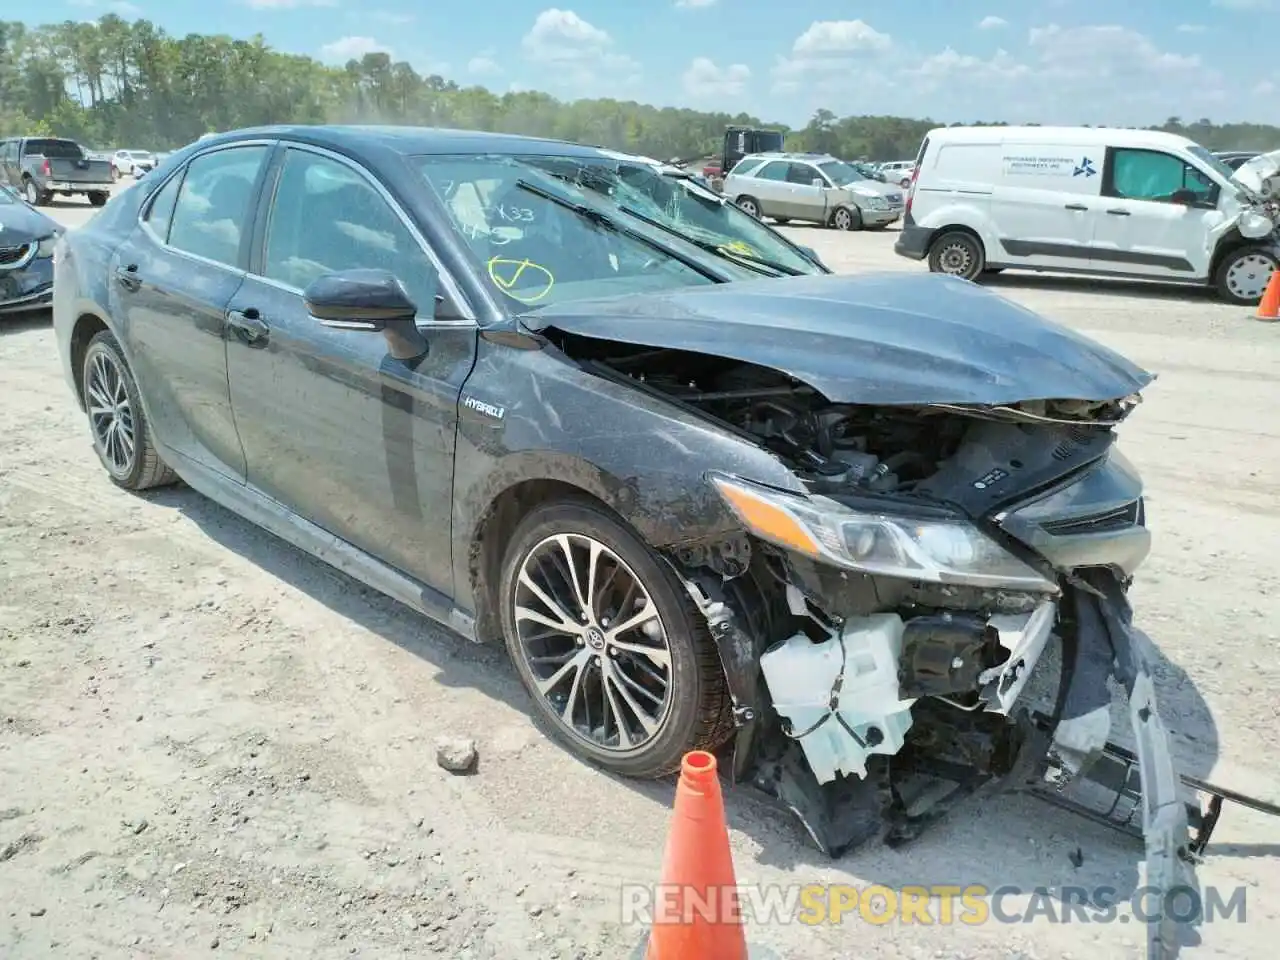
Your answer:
(144, 173), (183, 243)
(786, 163), (817, 185)
(730, 158), (765, 177)
(1110, 149), (1213, 203)
(264, 150), (437, 314)
(168, 146), (267, 267)
(755, 161), (790, 182)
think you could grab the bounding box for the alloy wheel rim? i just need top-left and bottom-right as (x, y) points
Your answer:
(512, 533), (673, 753)
(25, 181), (37, 204)
(87, 351), (135, 474)
(1226, 254), (1275, 300)
(739, 200), (757, 217)
(835, 209), (853, 229)
(939, 241), (973, 275)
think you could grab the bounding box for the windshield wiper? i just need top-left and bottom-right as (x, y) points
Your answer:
(616, 204), (805, 277)
(511, 179), (723, 282)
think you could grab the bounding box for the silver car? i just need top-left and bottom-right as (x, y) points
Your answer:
(723, 153), (900, 231)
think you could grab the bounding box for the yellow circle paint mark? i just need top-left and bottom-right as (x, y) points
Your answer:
(487, 257), (555, 304)
(720, 240), (756, 256)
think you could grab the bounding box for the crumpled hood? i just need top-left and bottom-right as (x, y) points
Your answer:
(1233, 149), (1280, 199)
(523, 272), (1154, 406)
(0, 198), (61, 245)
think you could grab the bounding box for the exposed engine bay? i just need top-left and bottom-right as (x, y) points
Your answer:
(548, 330), (1280, 959)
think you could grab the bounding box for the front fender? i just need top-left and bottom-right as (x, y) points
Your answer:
(449, 339), (804, 620)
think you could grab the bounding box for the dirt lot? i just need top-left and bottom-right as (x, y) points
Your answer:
(2, 189), (1279, 959)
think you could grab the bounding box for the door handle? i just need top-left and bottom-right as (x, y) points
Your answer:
(226, 307), (269, 344)
(1064, 203), (1089, 211)
(1106, 208), (1131, 216)
(115, 263), (141, 291)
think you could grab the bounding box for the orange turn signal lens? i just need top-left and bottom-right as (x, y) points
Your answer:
(711, 476), (823, 558)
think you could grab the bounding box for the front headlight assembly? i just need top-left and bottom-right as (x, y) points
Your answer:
(710, 473), (1058, 593)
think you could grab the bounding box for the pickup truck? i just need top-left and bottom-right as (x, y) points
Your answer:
(0, 137), (113, 207)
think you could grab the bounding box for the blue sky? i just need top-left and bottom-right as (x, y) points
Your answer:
(29, 0), (1280, 127)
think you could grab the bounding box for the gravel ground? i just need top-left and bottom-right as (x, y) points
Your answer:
(1, 187), (1278, 959)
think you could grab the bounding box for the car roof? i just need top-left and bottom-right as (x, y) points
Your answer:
(922, 124), (1200, 152)
(739, 152), (836, 164)
(198, 124), (603, 159)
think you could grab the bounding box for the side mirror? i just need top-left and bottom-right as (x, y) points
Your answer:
(303, 267), (431, 362)
(811, 178), (826, 189)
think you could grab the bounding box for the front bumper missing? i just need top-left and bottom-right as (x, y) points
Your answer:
(688, 562), (1280, 960)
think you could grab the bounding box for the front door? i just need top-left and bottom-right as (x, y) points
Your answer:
(1089, 147), (1221, 280)
(785, 162), (830, 222)
(749, 160), (796, 219)
(224, 145), (475, 594)
(110, 142), (274, 481)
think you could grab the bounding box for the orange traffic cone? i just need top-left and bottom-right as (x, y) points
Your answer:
(641, 751), (750, 960)
(1257, 267), (1280, 322)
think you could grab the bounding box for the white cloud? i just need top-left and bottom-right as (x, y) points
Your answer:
(1175, 23), (1206, 32)
(771, 19), (893, 92)
(681, 57), (749, 97)
(245, 0), (337, 7)
(521, 8), (640, 93)
(675, 0), (716, 6)
(977, 15), (1007, 29)
(319, 36), (393, 62)
(467, 51), (502, 76)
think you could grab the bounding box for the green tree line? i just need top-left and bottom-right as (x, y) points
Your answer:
(3, 16), (1278, 162)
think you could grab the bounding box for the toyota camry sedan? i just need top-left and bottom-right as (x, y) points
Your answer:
(52, 126), (1201, 945)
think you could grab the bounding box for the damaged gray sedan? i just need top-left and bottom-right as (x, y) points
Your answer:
(56, 127), (1239, 959)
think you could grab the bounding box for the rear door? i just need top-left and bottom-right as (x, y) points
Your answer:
(1089, 146), (1221, 280)
(224, 144), (475, 594)
(109, 141), (274, 481)
(748, 160), (795, 218)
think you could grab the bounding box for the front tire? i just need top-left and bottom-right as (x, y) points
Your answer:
(1214, 246), (1277, 306)
(830, 206), (861, 231)
(735, 195), (760, 218)
(498, 498), (733, 779)
(81, 331), (177, 491)
(928, 230), (986, 280)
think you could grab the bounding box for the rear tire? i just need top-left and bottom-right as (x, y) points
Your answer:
(1214, 246), (1277, 306)
(927, 230), (986, 281)
(498, 498), (733, 779)
(89, 192), (108, 207)
(81, 331), (178, 491)
(773, 217), (790, 224)
(23, 178), (46, 206)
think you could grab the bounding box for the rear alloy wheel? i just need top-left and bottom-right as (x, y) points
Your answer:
(23, 179), (42, 206)
(1214, 247), (1277, 306)
(81, 331), (177, 491)
(735, 196), (760, 218)
(831, 206), (861, 231)
(928, 230), (986, 281)
(499, 499), (732, 779)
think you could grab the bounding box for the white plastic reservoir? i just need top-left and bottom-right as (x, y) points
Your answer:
(759, 613), (917, 784)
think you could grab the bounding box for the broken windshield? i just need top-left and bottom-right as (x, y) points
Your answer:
(414, 153), (823, 309)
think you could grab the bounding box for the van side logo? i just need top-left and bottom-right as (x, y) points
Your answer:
(1073, 157), (1097, 178)
(462, 394), (505, 420)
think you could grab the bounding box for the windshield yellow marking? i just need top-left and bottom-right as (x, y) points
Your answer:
(719, 240), (757, 256)
(487, 257), (555, 304)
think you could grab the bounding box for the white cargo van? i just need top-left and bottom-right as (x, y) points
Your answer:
(894, 126), (1279, 304)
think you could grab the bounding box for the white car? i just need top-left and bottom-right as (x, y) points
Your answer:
(111, 149), (155, 179)
(722, 152), (900, 230)
(877, 161), (916, 187)
(894, 125), (1279, 304)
